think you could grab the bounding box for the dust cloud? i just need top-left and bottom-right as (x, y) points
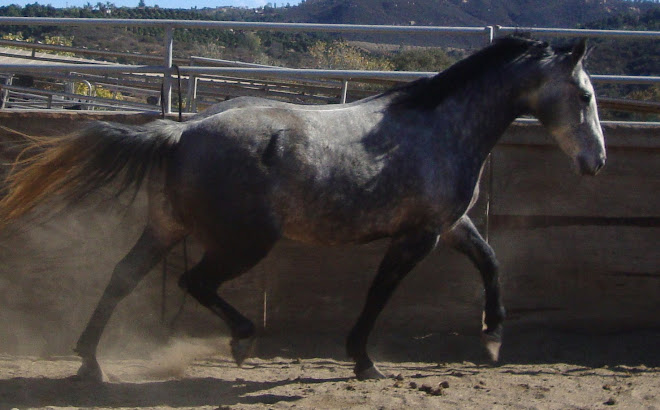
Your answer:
(0, 188), (200, 360)
(133, 336), (229, 380)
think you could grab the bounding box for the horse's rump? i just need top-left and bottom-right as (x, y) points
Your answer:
(0, 120), (184, 225)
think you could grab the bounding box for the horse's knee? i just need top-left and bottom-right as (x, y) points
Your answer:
(233, 319), (256, 340)
(179, 268), (256, 341)
(482, 302), (506, 343)
(484, 305), (506, 329)
(178, 271), (218, 306)
(177, 270), (191, 291)
(105, 260), (143, 297)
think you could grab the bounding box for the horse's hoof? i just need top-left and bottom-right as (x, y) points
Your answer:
(230, 336), (256, 367)
(355, 364), (386, 380)
(72, 359), (106, 383)
(481, 331), (502, 363)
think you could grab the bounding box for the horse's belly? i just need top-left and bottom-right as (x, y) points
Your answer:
(278, 199), (429, 245)
(282, 223), (388, 245)
(281, 220), (386, 245)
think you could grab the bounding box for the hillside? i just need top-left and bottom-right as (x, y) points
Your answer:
(270, 0), (659, 46)
(277, 0), (657, 28)
(0, 1), (657, 119)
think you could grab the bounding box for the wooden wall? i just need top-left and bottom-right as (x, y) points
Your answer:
(491, 123), (659, 332)
(0, 111), (657, 358)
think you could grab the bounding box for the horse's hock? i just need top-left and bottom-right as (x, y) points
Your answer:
(0, 111), (658, 359)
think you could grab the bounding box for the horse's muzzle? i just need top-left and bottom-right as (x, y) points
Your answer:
(577, 153), (606, 176)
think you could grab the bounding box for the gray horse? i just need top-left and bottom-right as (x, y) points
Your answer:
(0, 36), (605, 381)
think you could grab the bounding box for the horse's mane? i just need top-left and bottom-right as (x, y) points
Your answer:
(388, 36), (551, 110)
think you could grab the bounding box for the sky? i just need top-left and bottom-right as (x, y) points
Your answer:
(0, 0), (300, 9)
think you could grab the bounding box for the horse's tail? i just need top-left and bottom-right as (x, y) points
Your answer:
(0, 119), (184, 226)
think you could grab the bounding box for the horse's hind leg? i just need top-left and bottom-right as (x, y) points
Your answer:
(442, 215), (505, 362)
(74, 225), (179, 381)
(178, 231), (278, 366)
(347, 230), (439, 380)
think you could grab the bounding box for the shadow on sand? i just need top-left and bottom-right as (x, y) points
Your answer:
(0, 374), (350, 408)
(1, 328), (658, 408)
(257, 327), (660, 369)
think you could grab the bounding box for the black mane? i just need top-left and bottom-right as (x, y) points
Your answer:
(388, 36), (551, 110)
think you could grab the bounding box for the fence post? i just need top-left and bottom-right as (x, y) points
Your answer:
(186, 75), (198, 113)
(486, 25), (494, 44)
(0, 75), (11, 109)
(163, 25), (174, 114)
(186, 58), (197, 113)
(340, 80), (349, 104)
(484, 25), (495, 243)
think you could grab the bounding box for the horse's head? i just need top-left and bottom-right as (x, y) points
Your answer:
(526, 39), (606, 175)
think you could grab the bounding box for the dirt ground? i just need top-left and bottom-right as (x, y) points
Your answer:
(1, 335), (659, 410)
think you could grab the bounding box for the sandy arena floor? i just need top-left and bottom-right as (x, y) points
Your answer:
(1, 339), (658, 410)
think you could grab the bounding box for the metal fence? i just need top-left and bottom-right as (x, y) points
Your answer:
(0, 17), (659, 114)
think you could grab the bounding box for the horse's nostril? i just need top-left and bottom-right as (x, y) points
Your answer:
(593, 155), (606, 174)
(577, 155), (590, 175)
(577, 155), (596, 175)
(577, 154), (604, 176)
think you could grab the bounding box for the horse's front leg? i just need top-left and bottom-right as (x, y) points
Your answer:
(177, 254), (260, 367)
(178, 224), (278, 367)
(442, 215), (505, 362)
(347, 230), (439, 380)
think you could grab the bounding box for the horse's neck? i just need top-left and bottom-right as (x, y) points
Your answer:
(435, 70), (529, 164)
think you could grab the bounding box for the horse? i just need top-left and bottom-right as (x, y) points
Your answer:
(0, 36), (606, 381)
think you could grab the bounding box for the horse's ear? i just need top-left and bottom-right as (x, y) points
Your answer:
(570, 38), (587, 65)
(585, 44), (596, 60)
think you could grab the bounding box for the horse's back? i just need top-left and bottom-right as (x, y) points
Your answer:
(191, 96), (294, 120)
(193, 95), (382, 120)
(171, 103), (417, 244)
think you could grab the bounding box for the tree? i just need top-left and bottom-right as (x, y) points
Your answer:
(391, 47), (454, 72)
(308, 40), (393, 71)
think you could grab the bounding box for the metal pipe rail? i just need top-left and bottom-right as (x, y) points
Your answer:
(2, 17), (658, 39)
(2, 63), (657, 85)
(0, 17), (492, 36)
(1, 17), (658, 113)
(188, 56), (345, 93)
(591, 75), (660, 85)
(496, 26), (660, 39)
(0, 84), (158, 111)
(0, 39), (189, 65)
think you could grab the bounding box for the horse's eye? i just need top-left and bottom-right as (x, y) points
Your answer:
(580, 92), (592, 103)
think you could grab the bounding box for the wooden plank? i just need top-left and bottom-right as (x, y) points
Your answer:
(491, 225), (660, 331)
(259, 240), (379, 334)
(499, 121), (660, 149)
(598, 97), (660, 115)
(491, 145), (660, 217)
(261, 239), (486, 337)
